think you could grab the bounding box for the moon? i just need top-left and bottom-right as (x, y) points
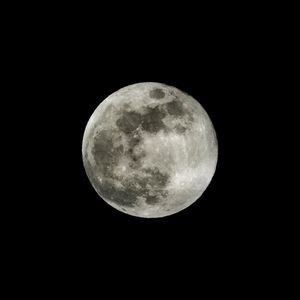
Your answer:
(82, 82), (218, 218)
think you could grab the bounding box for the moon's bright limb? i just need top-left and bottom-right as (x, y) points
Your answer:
(82, 82), (218, 218)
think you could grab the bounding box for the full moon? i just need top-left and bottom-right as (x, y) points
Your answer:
(82, 82), (218, 218)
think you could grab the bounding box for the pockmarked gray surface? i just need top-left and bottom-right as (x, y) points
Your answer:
(82, 82), (218, 218)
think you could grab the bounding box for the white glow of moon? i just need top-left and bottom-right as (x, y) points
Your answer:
(82, 82), (218, 218)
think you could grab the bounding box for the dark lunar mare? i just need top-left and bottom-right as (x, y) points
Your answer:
(88, 97), (194, 208)
(90, 123), (171, 207)
(116, 111), (142, 134)
(149, 88), (165, 99)
(165, 100), (186, 116)
(92, 130), (123, 177)
(141, 106), (167, 133)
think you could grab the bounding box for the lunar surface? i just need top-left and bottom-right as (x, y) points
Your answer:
(82, 82), (218, 218)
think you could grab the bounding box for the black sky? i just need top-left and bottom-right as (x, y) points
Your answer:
(3, 1), (290, 295)
(18, 13), (275, 289)
(47, 42), (261, 257)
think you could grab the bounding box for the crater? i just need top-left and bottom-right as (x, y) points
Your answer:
(149, 88), (165, 99)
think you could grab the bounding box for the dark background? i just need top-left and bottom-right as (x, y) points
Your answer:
(4, 2), (292, 295)
(45, 41), (264, 262)
(15, 8), (278, 291)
